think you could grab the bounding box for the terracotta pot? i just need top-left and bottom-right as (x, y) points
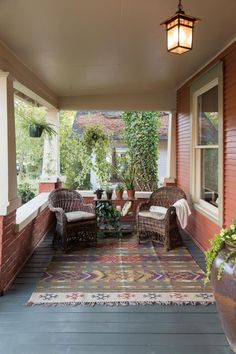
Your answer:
(115, 191), (123, 200)
(127, 189), (135, 199)
(211, 242), (236, 353)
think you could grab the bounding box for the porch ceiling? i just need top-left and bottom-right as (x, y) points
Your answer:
(0, 0), (235, 110)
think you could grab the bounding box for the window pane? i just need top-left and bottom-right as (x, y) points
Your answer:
(198, 86), (218, 145)
(201, 148), (218, 207)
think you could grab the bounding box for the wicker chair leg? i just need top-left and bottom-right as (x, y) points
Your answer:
(52, 231), (59, 250)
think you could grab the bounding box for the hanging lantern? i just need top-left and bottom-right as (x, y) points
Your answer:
(160, 0), (200, 54)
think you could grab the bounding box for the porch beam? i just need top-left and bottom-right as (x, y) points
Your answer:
(58, 92), (176, 112)
(0, 41), (58, 108)
(0, 72), (21, 215)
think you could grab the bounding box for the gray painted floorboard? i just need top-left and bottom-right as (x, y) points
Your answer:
(0, 232), (229, 354)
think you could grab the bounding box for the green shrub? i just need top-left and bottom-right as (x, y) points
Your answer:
(18, 179), (37, 204)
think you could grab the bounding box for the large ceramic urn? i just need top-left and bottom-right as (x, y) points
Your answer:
(211, 242), (236, 353)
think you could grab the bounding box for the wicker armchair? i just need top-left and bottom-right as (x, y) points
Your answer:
(137, 186), (186, 251)
(48, 188), (97, 251)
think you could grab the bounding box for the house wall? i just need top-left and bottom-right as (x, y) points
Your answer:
(158, 140), (168, 185)
(176, 41), (236, 251)
(0, 207), (54, 293)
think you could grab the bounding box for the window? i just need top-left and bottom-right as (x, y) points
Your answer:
(191, 64), (223, 225)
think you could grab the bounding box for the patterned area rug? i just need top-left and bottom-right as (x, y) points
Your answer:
(28, 236), (214, 305)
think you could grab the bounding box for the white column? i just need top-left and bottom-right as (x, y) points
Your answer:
(165, 111), (177, 184)
(41, 109), (61, 181)
(0, 72), (21, 215)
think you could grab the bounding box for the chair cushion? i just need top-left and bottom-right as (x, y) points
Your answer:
(149, 206), (168, 214)
(65, 211), (96, 223)
(138, 210), (166, 220)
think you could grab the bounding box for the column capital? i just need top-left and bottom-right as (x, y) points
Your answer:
(0, 70), (14, 81)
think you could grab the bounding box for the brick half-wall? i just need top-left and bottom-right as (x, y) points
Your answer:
(0, 207), (54, 294)
(83, 196), (148, 223)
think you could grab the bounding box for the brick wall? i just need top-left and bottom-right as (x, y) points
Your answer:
(0, 207), (54, 294)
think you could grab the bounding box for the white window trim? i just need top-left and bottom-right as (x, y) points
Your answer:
(190, 63), (223, 226)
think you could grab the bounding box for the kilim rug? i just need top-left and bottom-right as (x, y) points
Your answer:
(28, 236), (214, 306)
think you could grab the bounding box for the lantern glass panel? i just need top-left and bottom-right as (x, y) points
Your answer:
(167, 25), (179, 51)
(179, 25), (193, 49)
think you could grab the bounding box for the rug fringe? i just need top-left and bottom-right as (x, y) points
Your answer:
(27, 300), (215, 307)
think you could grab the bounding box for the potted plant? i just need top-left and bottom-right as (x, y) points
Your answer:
(17, 105), (57, 138)
(121, 164), (136, 199)
(105, 186), (113, 200)
(20, 114), (57, 138)
(96, 201), (120, 233)
(115, 183), (124, 199)
(28, 117), (57, 138)
(205, 223), (236, 353)
(94, 188), (104, 200)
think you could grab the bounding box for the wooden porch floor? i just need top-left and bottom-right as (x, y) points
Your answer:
(0, 233), (230, 354)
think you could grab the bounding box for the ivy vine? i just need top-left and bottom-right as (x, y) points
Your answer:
(77, 125), (112, 187)
(123, 112), (160, 191)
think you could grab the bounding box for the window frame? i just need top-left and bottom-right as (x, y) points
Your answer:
(190, 63), (223, 226)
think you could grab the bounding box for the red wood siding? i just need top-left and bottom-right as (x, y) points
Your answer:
(177, 42), (236, 251)
(224, 48), (236, 226)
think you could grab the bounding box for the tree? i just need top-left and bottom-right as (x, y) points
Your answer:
(123, 112), (160, 191)
(60, 111), (91, 189)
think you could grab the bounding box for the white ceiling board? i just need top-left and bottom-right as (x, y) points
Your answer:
(0, 0), (235, 109)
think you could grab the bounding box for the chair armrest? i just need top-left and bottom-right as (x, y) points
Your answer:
(164, 206), (176, 220)
(52, 207), (67, 225)
(137, 201), (150, 214)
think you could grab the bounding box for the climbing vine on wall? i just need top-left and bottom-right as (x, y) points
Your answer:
(123, 111), (160, 191)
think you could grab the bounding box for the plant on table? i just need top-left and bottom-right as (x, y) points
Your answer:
(115, 183), (124, 199)
(96, 201), (120, 233)
(119, 163), (136, 199)
(104, 183), (113, 200)
(94, 188), (104, 200)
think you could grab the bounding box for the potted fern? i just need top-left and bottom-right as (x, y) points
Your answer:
(17, 106), (57, 138)
(27, 117), (57, 138)
(205, 223), (236, 352)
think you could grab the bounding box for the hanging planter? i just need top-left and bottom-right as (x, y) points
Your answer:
(29, 124), (44, 138)
(18, 106), (57, 139)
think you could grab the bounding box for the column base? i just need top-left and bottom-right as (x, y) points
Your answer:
(0, 196), (21, 216)
(39, 179), (64, 193)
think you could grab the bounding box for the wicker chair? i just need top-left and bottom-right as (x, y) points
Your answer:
(48, 188), (97, 251)
(137, 186), (186, 251)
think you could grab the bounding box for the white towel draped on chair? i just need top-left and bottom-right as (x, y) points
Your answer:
(173, 198), (191, 229)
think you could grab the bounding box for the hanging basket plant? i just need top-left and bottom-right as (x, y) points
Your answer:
(27, 117), (56, 138)
(28, 124), (44, 138)
(17, 105), (57, 138)
(78, 125), (112, 186)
